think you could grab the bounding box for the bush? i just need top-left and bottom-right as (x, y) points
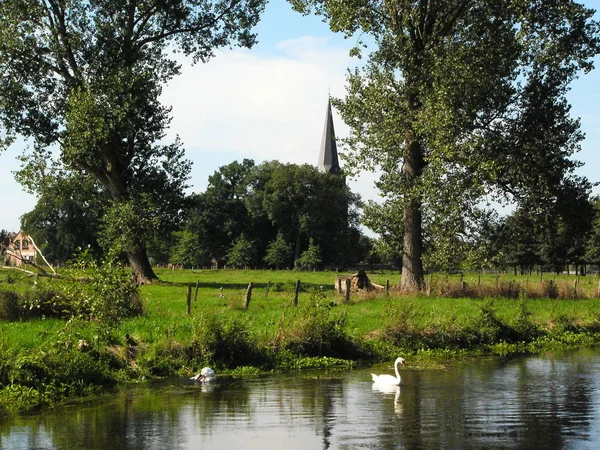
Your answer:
(0, 385), (45, 412)
(191, 313), (263, 368)
(273, 292), (357, 358)
(0, 291), (20, 320)
(14, 258), (143, 323)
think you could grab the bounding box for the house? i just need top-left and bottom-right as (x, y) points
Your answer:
(5, 231), (38, 267)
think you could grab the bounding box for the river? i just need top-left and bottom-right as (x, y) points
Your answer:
(2, 348), (600, 449)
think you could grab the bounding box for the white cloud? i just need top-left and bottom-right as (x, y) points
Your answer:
(162, 37), (352, 165)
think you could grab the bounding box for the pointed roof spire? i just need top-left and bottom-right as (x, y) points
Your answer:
(317, 98), (342, 175)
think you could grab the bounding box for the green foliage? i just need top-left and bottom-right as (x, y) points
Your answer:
(296, 238), (322, 270)
(182, 159), (257, 266)
(5, 268), (600, 414)
(226, 234), (256, 269)
(293, 0), (600, 290)
(246, 161), (361, 266)
(21, 172), (105, 264)
(0, 291), (19, 321)
(170, 230), (209, 268)
(0, 0), (267, 281)
(0, 385), (45, 412)
(273, 291), (358, 358)
(3, 250), (143, 323)
(263, 232), (293, 269)
(191, 313), (263, 369)
(585, 197), (600, 265)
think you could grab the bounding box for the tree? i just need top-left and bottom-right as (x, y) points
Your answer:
(296, 238), (322, 270)
(585, 198), (600, 271)
(292, 0), (600, 291)
(263, 232), (293, 269)
(0, 230), (10, 259)
(181, 159), (258, 266)
(0, 0), (266, 283)
(226, 234), (256, 269)
(246, 161), (361, 267)
(20, 172), (105, 264)
(169, 230), (209, 268)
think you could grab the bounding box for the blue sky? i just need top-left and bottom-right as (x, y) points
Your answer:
(1, 1), (599, 232)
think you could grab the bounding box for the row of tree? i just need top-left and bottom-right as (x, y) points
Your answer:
(8, 159), (367, 270)
(168, 159), (367, 269)
(7, 152), (600, 276)
(369, 193), (600, 276)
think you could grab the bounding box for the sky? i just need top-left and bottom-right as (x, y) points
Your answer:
(1, 1), (600, 233)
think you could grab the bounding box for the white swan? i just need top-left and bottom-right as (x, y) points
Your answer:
(371, 357), (405, 386)
(191, 367), (216, 382)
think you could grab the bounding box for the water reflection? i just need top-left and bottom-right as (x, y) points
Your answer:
(2, 348), (600, 449)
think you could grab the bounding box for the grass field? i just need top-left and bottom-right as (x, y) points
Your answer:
(2, 266), (600, 412)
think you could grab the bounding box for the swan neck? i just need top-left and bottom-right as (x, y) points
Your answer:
(395, 359), (401, 381)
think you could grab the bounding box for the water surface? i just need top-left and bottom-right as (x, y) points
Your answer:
(2, 348), (600, 449)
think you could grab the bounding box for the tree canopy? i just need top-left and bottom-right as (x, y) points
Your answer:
(174, 159), (364, 269)
(0, 0), (266, 282)
(291, 0), (600, 290)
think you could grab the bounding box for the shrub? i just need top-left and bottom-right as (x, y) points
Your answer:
(191, 313), (262, 368)
(15, 256), (143, 323)
(0, 385), (45, 412)
(273, 292), (357, 358)
(0, 291), (20, 320)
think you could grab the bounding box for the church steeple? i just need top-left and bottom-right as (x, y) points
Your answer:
(317, 98), (342, 175)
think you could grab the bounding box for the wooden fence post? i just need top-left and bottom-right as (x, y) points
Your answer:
(294, 280), (301, 306)
(186, 285), (192, 315)
(337, 278), (342, 294)
(386, 279), (390, 296)
(345, 278), (351, 303)
(266, 280), (271, 300)
(244, 282), (253, 309)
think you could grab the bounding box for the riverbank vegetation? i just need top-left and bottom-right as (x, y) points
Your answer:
(3, 266), (600, 414)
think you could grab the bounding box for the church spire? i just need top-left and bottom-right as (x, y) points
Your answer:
(317, 98), (342, 175)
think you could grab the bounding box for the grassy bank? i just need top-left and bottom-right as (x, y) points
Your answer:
(2, 267), (600, 414)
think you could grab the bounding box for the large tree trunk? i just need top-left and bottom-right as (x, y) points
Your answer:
(127, 242), (157, 285)
(401, 196), (424, 291)
(400, 135), (424, 292)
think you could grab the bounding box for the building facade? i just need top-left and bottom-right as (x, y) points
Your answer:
(5, 231), (37, 267)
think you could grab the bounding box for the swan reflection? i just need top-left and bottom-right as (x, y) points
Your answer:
(372, 384), (403, 416)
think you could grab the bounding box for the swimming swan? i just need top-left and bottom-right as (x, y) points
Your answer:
(191, 367), (216, 382)
(371, 357), (405, 386)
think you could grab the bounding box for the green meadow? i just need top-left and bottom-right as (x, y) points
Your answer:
(2, 267), (600, 413)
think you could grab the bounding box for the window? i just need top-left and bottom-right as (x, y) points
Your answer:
(22, 239), (29, 250)
(13, 240), (20, 250)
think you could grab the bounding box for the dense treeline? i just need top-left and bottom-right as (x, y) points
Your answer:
(6, 159), (370, 270)
(5, 157), (600, 276)
(168, 159), (368, 269)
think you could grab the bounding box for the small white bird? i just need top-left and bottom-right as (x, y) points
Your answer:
(371, 357), (405, 386)
(191, 367), (216, 383)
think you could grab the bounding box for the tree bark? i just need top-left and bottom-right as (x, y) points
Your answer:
(400, 122), (424, 292)
(127, 242), (157, 284)
(401, 195), (424, 291)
